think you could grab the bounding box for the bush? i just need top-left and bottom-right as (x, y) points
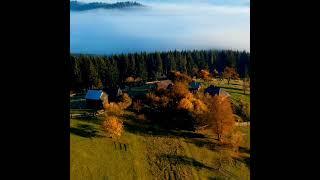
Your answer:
(103, 116), (124, 139)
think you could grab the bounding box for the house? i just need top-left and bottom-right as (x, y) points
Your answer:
(145, 80), (173, 90)
(204, 85), (230, 97)
(189, 81), (201, 93)
(85, 90), (108, 109)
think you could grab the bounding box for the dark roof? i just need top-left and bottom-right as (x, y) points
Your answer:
(189, 81), (201, 89)
(85, 90), (103, 100)
(204, 85), (230, 97)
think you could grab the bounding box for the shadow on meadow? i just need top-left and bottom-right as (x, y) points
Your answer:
(122, 113), (205, 139)
(70, 124), (104, 138)
(71, 116), (103, 126)
(161, 155), (217, 171)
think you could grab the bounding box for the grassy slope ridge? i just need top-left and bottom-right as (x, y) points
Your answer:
(70, 79), (250, 179)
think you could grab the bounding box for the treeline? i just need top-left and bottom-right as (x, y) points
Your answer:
(70, 1), (144, 11)
(70, 50), (250, 90)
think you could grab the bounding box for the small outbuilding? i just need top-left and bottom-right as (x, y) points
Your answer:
(85, 90), (108, 109)
(204, 85), (230, 97)
(189, 81), (201, 93)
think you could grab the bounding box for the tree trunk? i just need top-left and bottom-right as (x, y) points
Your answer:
(228, 78), (230, 85)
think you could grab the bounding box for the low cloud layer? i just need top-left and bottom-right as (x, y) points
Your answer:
(71, 0), (250, 54)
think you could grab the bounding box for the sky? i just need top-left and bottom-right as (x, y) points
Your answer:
(70, 0), (250, 54)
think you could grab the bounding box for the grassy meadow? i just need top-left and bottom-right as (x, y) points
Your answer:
(70, 79), (250, 180)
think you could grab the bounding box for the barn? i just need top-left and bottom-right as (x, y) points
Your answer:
(85, 90), (108, 109)
(189, 81), (201, 93)
(204, 85), (230, 97)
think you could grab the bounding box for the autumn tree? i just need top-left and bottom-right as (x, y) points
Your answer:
(118, 93), (132, 109)
(103, 116), (123, 139)
(104, 102), (124, 116)
(204, 95), (236, 142)
(222, 67), (239, 85)
(177, 98), (194, 111)
(199, 69), (210, 81)
(171, 82), (190, 99)
(168, 71), (192, 83)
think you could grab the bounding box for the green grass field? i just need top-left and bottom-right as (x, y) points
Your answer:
(70, 79), (250, 180)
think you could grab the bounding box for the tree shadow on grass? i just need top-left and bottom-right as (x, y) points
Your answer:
(184, 137), (219, 151)
(161, 155), (218, 171)
(70, 124), (104, 138)
(71, 116), (103, 126)
(233, 147), (250, 168)
(123, 113), (205, 139)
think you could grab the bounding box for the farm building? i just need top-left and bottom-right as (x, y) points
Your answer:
(145, 80), (173, 90)
(189, 81), (201, 93)
(85, 90), (108, 109)
(156, 80), (173, 90)
(204, 85), (230, 97)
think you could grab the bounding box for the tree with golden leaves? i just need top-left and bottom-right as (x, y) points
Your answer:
(168, 71), (192, 83)
(206, 95), (236, 142)
(171, 82), (190, 99)
(177, 98), (194, 111)
(103, 116), (123, 139)
(199, 69), (210, 81)
(222, 67), (239, 85)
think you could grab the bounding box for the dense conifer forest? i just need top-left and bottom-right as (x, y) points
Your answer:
(70, 49), (250, 90)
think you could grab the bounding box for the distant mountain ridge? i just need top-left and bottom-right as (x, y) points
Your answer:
(70, 1), (145, 11)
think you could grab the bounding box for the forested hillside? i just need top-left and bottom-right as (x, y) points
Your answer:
(70, 50), (250, 90)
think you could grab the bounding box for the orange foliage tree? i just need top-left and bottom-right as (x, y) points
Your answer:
(177, 98), (194, 111)
(103, 116), (124, 139)
(204, 95), (236, 142)
(171, 82), (190, 99)
(169, 71), (192, 83)
(222, 67), (239, 85)
(118, 93), (132, 109)
(199, 69), (211, 81)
